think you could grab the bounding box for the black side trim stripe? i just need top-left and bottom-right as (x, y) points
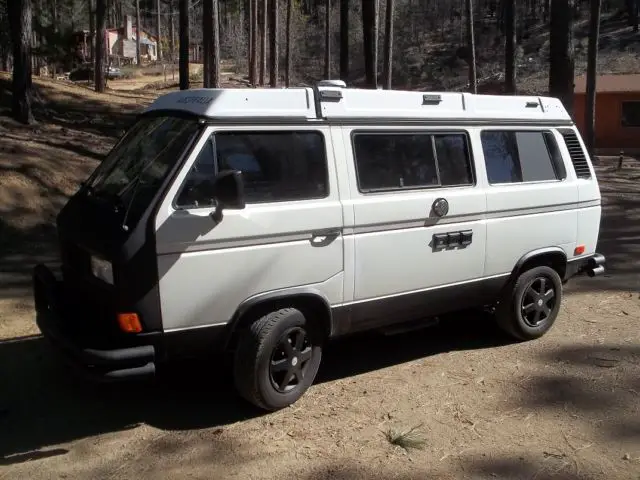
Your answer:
(157, 199), (601, 255)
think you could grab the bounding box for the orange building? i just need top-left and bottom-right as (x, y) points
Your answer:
(573, 74), (640, 153)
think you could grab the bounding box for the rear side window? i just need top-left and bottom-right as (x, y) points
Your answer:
(352, 132), (473, 192)
(481, 130), (565, 184)
(176, 131), (328, 207)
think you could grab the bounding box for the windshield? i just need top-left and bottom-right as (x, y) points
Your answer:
(86, 115), (201, 227)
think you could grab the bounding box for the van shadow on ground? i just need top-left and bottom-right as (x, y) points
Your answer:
(4, 328), (637, 480)
(0, 310), (510, 461)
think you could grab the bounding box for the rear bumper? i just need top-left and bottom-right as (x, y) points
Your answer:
(564, 253), (606, 281)
(33, 264), (157, 382)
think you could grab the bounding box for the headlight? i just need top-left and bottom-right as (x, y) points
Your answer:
(90, 256), (113, 284)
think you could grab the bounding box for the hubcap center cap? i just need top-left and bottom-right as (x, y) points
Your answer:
(291, 357), (298, 366)
(537, 299), (544, 307)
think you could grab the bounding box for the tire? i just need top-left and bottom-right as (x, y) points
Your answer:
(233, 308), (322, 411)
(495, 266), (563, 341)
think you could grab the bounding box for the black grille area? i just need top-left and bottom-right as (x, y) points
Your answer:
(559, 129), (592, 179)
(60, 240), (90, 276)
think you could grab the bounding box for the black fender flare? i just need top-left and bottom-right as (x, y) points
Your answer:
(509, 247), (568, 283)
(222, 286), (335, 349)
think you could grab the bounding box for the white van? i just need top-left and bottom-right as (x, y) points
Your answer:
(33, 81), (605, 410)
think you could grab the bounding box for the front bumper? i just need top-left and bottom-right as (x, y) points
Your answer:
(564, 253), (606, 281)
(33, 264), (157, 382)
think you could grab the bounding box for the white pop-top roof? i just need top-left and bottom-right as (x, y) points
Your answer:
(144, 83), (572, 123)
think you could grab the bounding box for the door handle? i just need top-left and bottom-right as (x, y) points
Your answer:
(310, 229), (340, 247)
(311, 229), (341, 239)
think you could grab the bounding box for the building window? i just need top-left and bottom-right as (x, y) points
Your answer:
(352, 132), (473, 193)
(481, 130), (564, 184)
(176, 131), (328, 208)
(621, 101), (640, 127)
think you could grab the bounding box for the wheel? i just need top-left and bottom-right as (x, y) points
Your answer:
(233, 308), (322, 411)
(495, 266), (563, 341)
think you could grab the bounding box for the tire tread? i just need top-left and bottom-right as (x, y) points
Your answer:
(233, 308), (297, 410)
(495, 266), (562, 341)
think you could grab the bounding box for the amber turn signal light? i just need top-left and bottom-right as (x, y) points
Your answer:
(574, 245), (586, 256)
(117, 313), (142, 333)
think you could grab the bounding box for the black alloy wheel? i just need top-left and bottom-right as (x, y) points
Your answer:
(269, 326), (313, 393)
(495, 265), (563, 341)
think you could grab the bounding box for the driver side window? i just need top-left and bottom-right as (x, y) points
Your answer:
(175, 135), (218, 208)
(175, 129), (328, 208)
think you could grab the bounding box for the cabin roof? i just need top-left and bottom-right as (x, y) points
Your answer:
(144, 81), (572, 123)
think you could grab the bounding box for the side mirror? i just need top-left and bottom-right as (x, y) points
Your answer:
(210, 170), (245, 223)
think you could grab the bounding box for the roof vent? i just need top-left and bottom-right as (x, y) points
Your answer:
(317, 79), (347, 88)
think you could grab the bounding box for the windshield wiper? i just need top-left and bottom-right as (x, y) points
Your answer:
(92, 189), (126, 213)
(119, 157), (159, 231)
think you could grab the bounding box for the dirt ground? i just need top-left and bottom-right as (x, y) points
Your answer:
(0, 76), (639, 480)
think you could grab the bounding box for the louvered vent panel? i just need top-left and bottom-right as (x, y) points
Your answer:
(560, 130), (591, 179)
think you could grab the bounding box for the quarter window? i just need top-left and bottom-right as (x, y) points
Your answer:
(353, 132), (473, 192)
(176, 131), (328, 207)
(481, 130), (564, 184)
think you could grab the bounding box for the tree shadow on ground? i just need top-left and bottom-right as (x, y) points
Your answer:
(303, 459), (593, 480)
(0, 75), (143, 138)
(0, 310), (510, 461)
(513, 344), (640, 443)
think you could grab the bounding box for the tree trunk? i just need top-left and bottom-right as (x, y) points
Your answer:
(269, 0), (279, 87)
(324, 0), (331, 78)
(362, 0), (377, 88)
(285, 0), (293, 86)
(549, 0), (575, 115)
(135, 0), (141, 65)
(260, 0), (267, 85)
(585, 0), (602, 155)
(89, 0), (95, 63)
(625, 0), (639, 29)
(212, 0), (220, 87)
(170, 2), (176, 62)
(252, 0), (259, 85)
(51, 0), (58, 33)
(465, 0), (477, 93)
(373, 0), (379, 87)
(1, 50), (9, 72)
(203, 0), (212, 87)
(157, 0), (162, 61)
(505, 0), (516, 94)
(543, 0), (550, 22)
(179, 0), (189, 90)
(382, 0), (394, 89)
(95, 0), (106, 92)
(8, 0), (34, 124)
(339, 0), (348, 81)
(249, 0), (255, 83)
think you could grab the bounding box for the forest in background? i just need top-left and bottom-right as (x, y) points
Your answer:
(1, 0), (640, 150)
